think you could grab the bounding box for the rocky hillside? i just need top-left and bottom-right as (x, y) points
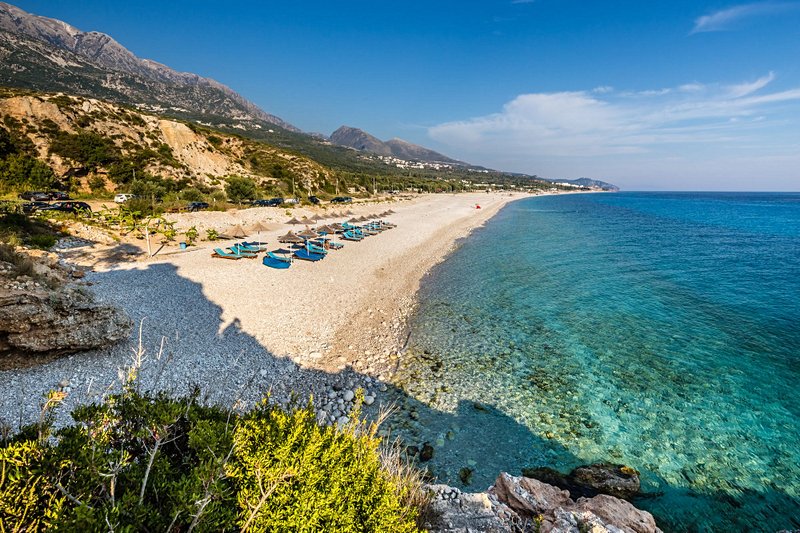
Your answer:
(0, 2), (297, 133)
(331, 125), (465, 165)
(0, 88), (333, 193)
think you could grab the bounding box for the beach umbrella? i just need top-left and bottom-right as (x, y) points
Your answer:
(300, 216), (315, 225)
(330, 223), (345, 231)
(287, 217), (302, 225)
(297, 229), (319, 239)
(345, 210), (354, 216)
(386, 209), (395, 214)
(357, 216), (369, 222)
(312, 213), (325, 221)
(348, 217), (361, 223)
(278, 231), (304, 244)
(316, 224), (336, 235)
(230, 225), (247, 238)
(247, 221), (269, 244)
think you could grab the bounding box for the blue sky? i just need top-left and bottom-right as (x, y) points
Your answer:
(11, 0), (800, 190)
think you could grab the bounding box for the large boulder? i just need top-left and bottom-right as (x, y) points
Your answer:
(0, 283), (131, 361)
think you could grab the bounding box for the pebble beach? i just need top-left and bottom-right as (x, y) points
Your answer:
(0, 192), (529, 429)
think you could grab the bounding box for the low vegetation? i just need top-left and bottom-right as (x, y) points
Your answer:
(0, 383), (424, 532)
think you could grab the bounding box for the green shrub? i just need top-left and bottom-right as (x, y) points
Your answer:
(224, 175), (257, 204)
(49, 131), (119, 171)
(181, 187), (205, 202)
(0, 390), (421, 532)
(27, 234), (57, 249)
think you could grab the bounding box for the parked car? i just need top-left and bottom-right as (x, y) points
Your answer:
(48, 191), (70, 200)
(251, 199), (272, 207)
(308, 196), (321, 205)
(21, 201), (50, 213)
(114, 193), (135, 203)
(187, 201), (209, 212)
(283, 198), (299, 205)
(39, 201), (91, 213)
(330, 196), (353, 204)
(18, 191), (50, 201)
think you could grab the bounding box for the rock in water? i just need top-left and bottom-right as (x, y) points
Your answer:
(0, 284), (131, 361)
(570, 463), (641, 500)
(424, 472), (662, 533)
(523, 463), (641, 500)
(419, 442), (435, 462)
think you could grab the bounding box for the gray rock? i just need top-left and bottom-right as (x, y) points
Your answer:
(343, 389), (355, 402)
(363, 395), (375, 406)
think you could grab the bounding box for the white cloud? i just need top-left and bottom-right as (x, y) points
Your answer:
(725, 71), (774, 97)
(427, 73), (800, 182)
(691, 2), (799, 33)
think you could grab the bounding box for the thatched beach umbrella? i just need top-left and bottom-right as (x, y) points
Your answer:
(344, 210), (355, 216)
(230, 225), (248, 239)
(297, 229), (319, 240)
(311, 213), (325, 221)
(386, 209), (395, 214)
(286, 217), (302, 225)
(278, 231), (304, 244)
(299, 217), (314, 225)
(247, 221), (269, 245)
(330, 223), (345, 231)
(348, 217), (361, 223)
(316, 224), (336, 235)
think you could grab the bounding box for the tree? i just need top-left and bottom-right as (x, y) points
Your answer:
(224, 175), (257, 204)
(0, 154), (58, 193)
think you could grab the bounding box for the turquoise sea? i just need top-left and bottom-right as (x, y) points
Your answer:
(391, 192), (800, 532)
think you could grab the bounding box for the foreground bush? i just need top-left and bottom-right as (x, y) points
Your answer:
(0, 389), (421, 532)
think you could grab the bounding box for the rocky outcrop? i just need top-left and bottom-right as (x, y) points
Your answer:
(0, 275), (130, 362)
(424, 472), (662, 533)
(524, 463), (642, 500)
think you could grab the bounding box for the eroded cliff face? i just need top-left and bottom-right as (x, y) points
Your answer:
(0, 248), (130, 367)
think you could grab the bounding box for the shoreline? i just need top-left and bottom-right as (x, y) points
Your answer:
(0, 191), (579, 427)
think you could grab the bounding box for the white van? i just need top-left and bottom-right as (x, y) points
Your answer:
(114, 193), (134, 203)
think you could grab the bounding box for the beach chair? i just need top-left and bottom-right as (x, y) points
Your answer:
(293, 248), (324, 261)
(212, 248), (242, 260)
(263, 252), (291, 269)
(229, 244), (260, 257)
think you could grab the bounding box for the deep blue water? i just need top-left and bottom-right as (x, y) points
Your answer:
(393, 192), (800, 532)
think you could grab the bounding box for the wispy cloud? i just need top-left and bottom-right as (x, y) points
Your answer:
(691, 2), (799, 33)
(428, 73), (800, 160)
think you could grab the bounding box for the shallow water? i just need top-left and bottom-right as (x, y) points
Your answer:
(392, 192), (800, 531)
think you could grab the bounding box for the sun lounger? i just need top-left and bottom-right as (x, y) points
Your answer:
(212, 248), (242, 259)
(263, 252), (291, 269)
(293, 248), (324, 261)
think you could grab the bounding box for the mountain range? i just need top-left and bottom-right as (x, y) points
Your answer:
(329, 126), (466, 165)
(0, 1), (297, 131)
(0, 2), (617, 190)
